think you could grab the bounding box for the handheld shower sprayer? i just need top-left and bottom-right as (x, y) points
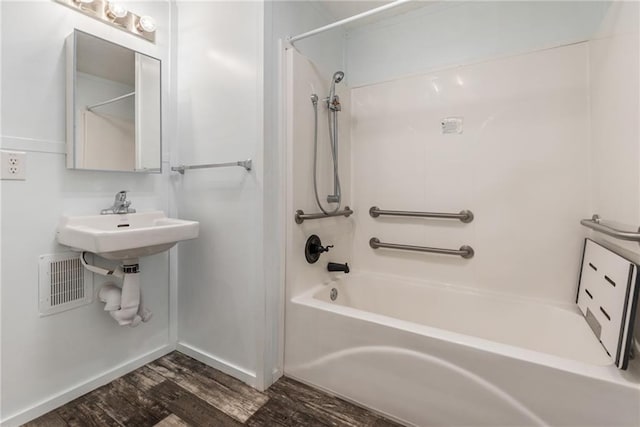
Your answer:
(311, 70), (345, 214)
(328, 71), (345, 111)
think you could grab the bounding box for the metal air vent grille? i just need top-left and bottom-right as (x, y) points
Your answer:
(39, 253), (93, 315)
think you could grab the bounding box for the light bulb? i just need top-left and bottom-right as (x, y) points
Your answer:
(106, 2), (127, 19)
(136, 16), (156, 33)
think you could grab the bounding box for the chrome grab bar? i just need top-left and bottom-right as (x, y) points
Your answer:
(295, 207), (353, 224)
(580, 214), (640, 244)
(369, 206), (473, 223)
(171, 159), (252, 174)
(369, 237), (474, 259)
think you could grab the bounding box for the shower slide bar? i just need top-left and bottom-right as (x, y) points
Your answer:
(171, 159), (252, 174)
(295, 207), (354, 224)
(580, 214), (640, 244)
(87, 92), (135, 111)
(370, 237), (475, 259)
(369, 206), (474, 223)
(288, 0), (412, 44)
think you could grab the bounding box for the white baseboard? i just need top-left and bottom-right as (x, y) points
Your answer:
(1, 344), (175, 427)
(176, 342), (256, 387)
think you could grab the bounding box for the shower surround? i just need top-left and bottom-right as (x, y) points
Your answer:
(349, 43), (589, 304)
(284, 13), (640, 424)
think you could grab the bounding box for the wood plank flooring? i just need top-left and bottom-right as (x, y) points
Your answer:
(24, 351), (402, 427)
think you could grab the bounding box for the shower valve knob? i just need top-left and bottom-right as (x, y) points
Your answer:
(317, 244), (333, 253)
(305, 235), (333, 264)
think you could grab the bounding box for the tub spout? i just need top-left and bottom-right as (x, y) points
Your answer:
(328, 262), (349, 273)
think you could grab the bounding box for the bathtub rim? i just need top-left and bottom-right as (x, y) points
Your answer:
(291, 272), (640, 389)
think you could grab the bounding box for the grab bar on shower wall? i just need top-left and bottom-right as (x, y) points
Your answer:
(369, 206), (474, 223)
(369, 237), (475, 259)
(580, 214), (640, 244)
(295, 207), (354, 224)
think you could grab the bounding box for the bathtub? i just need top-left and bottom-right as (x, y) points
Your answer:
(284, 272), (640, 426)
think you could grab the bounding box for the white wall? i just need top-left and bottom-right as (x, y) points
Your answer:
(173, 1), (264, 386)
(587, 1), (640, 343)
(283, 47), (354, 367)
(263, 0), (346, 385)
(346, 1), (610, 87)
(589, 1), (640, 253)
(285, 48), (353, 297)
(272, 1), (345, 77)
(350, 43), (590, 304)
(174, 0), (343, 389)
(0, 1), (173, 425)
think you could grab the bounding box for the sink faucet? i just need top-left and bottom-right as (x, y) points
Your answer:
(101, 191), (136, 215)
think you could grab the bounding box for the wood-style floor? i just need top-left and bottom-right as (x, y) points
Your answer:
(25, 351), (402, 427)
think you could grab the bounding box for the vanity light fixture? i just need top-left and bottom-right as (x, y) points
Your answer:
(105, 2), (127, 20)
(54, 0), (156, 43)
(74, 0), (96, 12)
(136, 16), (156, 34)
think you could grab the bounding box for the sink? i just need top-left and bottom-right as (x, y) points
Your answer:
(57, 211), (199, 261)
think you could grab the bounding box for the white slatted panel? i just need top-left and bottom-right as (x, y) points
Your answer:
(39, 252), (93, 315)
(577, 239), (639, 369)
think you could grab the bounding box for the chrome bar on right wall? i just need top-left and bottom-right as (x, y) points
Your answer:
(580, 214), (640, 244)
(369, 206), (474, 223)
(369, 238), (475, 259)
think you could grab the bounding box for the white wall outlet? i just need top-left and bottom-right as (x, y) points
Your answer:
(1, 150), (27, 180)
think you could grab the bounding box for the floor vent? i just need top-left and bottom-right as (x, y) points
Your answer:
(39, 252), (93, 316)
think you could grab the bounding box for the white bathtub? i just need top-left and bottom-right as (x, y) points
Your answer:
(284, 273), (640, 426)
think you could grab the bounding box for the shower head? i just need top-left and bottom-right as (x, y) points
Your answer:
(329, 71), (345, 108)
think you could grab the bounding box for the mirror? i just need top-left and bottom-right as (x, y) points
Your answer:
(66, 30), (161, 173)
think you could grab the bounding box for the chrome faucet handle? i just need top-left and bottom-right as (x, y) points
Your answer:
(115, 190), (129, 202)
(101, 191), (135, 214)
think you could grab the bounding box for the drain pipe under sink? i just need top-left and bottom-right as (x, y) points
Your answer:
(80, 253), (152, 327)
(109, 271), (142, 327)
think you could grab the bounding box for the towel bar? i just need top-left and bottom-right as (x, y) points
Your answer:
(171, 159), (252, 174)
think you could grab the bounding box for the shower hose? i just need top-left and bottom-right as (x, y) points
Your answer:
(312, 95), (342, 215)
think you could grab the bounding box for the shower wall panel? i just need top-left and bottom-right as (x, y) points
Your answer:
(589, 1), (640, 254)
(285, 49), (353, 300)
(350, 43), (591, 305)
(346, 1), (609, 88)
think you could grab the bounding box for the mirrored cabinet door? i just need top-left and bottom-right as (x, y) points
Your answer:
(66, 30), (161, 173)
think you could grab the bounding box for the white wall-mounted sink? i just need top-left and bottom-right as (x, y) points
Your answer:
(57, 211), (199, 261)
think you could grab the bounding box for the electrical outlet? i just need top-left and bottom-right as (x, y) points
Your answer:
(1, 150), (27, 180)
